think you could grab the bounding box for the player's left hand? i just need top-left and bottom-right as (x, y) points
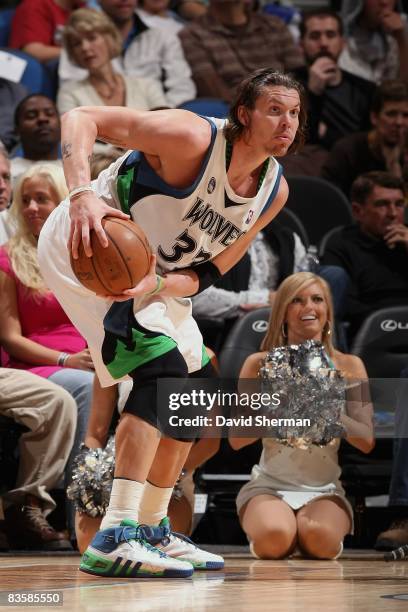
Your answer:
(383, 224), (408, 250)
(103, 255), (159, 301)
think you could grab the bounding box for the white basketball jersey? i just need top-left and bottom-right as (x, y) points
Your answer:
(94, 117), (283, 273)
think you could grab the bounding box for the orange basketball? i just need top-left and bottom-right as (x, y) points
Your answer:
(70, 217), (152, 296)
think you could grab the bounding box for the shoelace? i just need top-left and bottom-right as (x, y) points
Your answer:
(110, 525), (168, 558)
(170, 531), (197, 549)
(24, 506), (55, 532)
(142, 523), (197, 550)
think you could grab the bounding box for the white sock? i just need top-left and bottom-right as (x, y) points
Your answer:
(100, 478), (144, 530)
(138, 481), (173, 526)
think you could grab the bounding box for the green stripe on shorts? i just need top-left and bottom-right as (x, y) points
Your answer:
(104, 327), (177, 379)
(116, 167), (134, 215)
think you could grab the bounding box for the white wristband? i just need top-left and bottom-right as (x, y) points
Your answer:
(69, 184), (94, 200)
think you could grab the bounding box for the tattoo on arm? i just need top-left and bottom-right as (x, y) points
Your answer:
(62, 142), (72, 159)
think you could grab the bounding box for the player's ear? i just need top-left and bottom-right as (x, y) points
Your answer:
(237, 105), (250, 127)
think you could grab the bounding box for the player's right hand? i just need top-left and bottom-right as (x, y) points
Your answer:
(65, 348), (95, 371)
(68, 191), (130, 259)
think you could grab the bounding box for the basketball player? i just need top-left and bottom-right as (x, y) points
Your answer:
(38, 69), (306, 578)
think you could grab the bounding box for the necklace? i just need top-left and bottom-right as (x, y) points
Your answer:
(92, 74), (123, 100)
(225, 141), (269, 193)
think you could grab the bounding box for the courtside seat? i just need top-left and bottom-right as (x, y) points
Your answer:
(0, 49), (55, 98)
(218, 307), (271, 379)
(339, 307), (408, 545)
(350, 306), (408, 379)
(286, 176), (352, 246)
(275, 207), (309, 248)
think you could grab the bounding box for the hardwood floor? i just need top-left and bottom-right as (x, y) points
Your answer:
(0, 554), (407, 611)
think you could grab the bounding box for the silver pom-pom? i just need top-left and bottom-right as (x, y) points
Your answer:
(259, 340), (346, 448)
(66, 437), (115, 517)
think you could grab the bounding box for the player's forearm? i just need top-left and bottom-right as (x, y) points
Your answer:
(61, 110), (98, 190)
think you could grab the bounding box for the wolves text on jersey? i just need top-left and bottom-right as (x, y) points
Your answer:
(158, 197), (247, 265)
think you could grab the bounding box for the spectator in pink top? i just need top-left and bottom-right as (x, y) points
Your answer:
(0, 164), (94, 544)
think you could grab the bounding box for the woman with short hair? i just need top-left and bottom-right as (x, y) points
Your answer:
(57, 8), (168, 114)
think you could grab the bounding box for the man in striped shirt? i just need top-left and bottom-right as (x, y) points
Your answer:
(179, 0), (304, 101)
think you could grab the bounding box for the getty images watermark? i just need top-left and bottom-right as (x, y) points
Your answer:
(157, 378), (315, 438)
(167, 389), (311, 429)
(157, 376), (408, 440)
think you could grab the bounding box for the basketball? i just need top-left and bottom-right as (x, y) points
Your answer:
(70, 217), (152, 296)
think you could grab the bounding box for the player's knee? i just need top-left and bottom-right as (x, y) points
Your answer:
(297, 516), (342, 559)
(252, 526), (296, 560)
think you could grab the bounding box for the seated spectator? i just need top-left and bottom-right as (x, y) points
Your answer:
(59, 0), (196, 107)
(321, 80), (408, 196)
(137, 0), (184, 35)
(375, 366), (408, 550)
(0, 164), (94, 543)
(231, 272), (374, 560)
(58, 8), (168, 114)
(340, 0), (408, 84)
(0, 78), (28, 153)
(322, 171), (408, 340)
(9, 0), (84, 63)
(11, 95), (62, 183)
(290, 10), (374, 154)
(0, 368), (76, 551)
(193, 219), (349, 351)
(178, 0), (304, 102)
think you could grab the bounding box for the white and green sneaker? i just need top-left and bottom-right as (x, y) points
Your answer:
(79, 519), (193, 578)
(146, 517), (224, 571)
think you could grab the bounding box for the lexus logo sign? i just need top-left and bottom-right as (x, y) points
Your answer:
(380, 319), (408, 332)
(252, 320), (268, 333)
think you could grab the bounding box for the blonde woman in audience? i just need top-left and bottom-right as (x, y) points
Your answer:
(231, 272), (374, 560)
(0, 164), (94, 544)
(57, 8), (168, 114)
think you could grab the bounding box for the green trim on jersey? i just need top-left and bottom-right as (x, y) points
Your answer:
(116, 168), (134, 215)
(201, 345), (210, 368)
(105, 328), (177, 379)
